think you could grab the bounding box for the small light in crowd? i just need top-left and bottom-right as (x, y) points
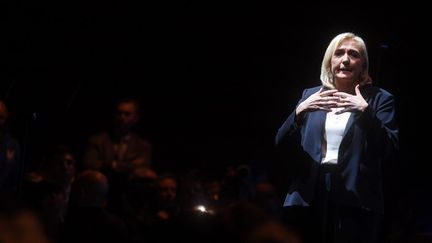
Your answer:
(195, 205), (207, 212)
(193, 205), (215, 215)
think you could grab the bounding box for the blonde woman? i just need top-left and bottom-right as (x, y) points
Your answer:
(275, 32), (399, 243)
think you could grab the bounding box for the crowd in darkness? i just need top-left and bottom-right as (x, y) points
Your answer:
(0, 98), (303, 243)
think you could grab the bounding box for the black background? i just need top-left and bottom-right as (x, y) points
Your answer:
(5, 0), (430, 234)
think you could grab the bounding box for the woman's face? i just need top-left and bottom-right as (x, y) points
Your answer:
(331, 39), (364, 84)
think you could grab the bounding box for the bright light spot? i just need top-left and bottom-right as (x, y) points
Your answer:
(195, 205), (206, 212)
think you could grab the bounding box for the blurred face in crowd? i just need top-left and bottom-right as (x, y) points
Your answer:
(51, 152), (76, 182)
(0, 101), (8, 129)
(158, 177), (177, 202)
(114, 101), (139, 131)
(0, 210), (50, 243)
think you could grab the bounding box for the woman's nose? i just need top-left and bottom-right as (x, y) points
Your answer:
(342, 53), (350, 63)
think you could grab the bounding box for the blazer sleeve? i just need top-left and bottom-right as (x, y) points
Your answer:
(275, 88), (309, 147)
(355, 90), (399, 157)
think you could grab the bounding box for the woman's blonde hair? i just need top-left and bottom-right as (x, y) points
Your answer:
(320, 32), (372, 89)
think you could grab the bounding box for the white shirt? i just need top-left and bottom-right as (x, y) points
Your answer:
(321, 109), (351, 164)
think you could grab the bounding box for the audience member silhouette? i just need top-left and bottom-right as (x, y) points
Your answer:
(62, 170), (129, 243)
(121, 166), (158, 243)
(83, 98), (152, 175)
(83, 98), (152, 212)
(0, 196), (50, 243)
(0, 100), (21, 195)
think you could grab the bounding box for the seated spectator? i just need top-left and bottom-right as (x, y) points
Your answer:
(62, 170), (129, 243)
(0, 100), (21, 195)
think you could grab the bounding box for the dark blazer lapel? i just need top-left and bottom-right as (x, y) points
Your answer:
(305, 110), (327, 162)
